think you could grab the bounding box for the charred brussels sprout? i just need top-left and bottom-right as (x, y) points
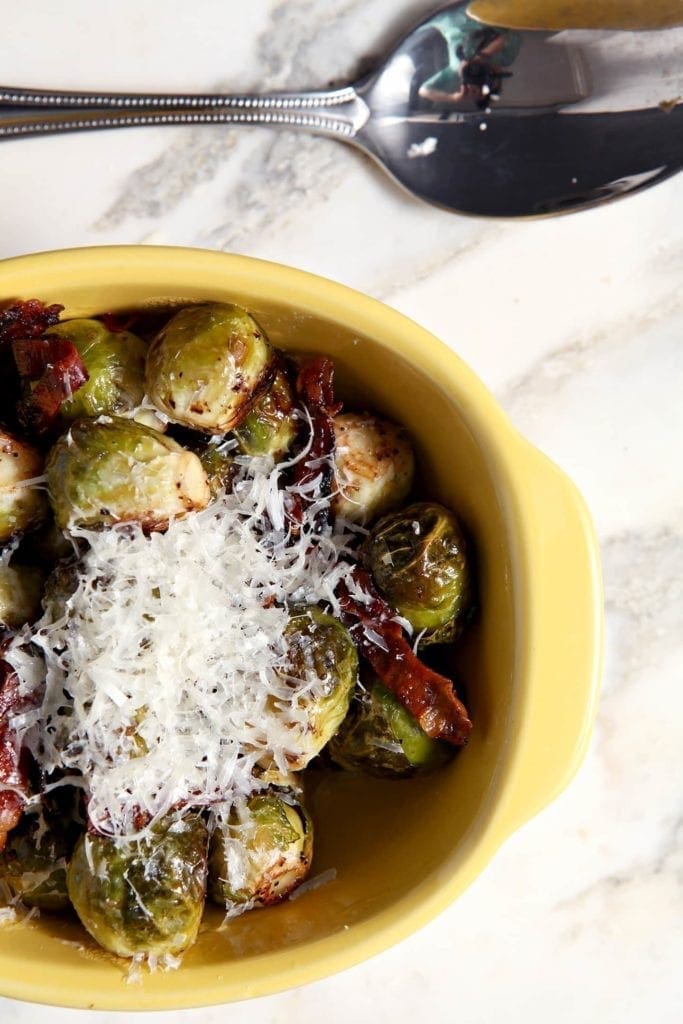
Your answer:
(67, 813), (208, 958)
(146, 303), (274, 433)
(276, 608), (358, 768)
(329, 678), (451, 778)
(0, 429), (48, 544)
(332, 413), (414, 524)
(0, 799), (78, 911)
(45, 319), (147, 421)
(46, 417), (211, 531)
(364, 501), (472, 644)
(0, 563), (43, 631)
(208, 791), (313, 908)
(234, 363), (297, 461)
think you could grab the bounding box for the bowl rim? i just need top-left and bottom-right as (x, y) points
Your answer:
(0, 246), (603, 1009)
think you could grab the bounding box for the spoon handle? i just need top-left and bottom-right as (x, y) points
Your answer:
(0, 85), (368, 141)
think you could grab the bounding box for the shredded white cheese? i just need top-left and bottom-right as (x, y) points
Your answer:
(7, 455), (361, 839)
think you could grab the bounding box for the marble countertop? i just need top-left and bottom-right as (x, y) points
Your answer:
(1, 2), (681, 1021)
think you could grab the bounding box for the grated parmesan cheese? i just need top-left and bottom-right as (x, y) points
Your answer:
(6, 455), (362, 840)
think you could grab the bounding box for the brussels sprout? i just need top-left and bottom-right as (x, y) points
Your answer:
(0, 793), (81, 911)
(193, 438), (236, 497)
(276, 608), (358, 768)
(146, 303), (274, 433)
(0, 563), (43, 631)
(329, 678), (451, 778)
(208, 791), (313, 908)
(67, 813), (208, 958)
(46, 417), (211, 531)
(45, 319), (147, 421)
(0, 429), (48, 544)
(363, 501), (472, 645)
(331, 413), (414, 524)
(234, 364), (297, 461)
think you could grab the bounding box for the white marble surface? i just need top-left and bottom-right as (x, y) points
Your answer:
(1, 2), (681, 1021)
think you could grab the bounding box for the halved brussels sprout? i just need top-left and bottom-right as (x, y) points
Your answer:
(0, 798), (78, 911)
(67, 813), (208, 958)
(46, 417), (211, 531)
(146, 303), (274, 433)
(329, 677), (452, 778)
(0, 563), (43, 631)
(208, 791), (313, 908)
(331, 413), (414, 524)
(275, 608), (358, 768)
(45, 319), (147, 421)
(0, 429), (48, 544)
(363, 501), (472, 644)
(234, 364), (297, 461)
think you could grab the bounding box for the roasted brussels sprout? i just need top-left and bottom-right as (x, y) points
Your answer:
(0, 563), (43, 630)
(146, 303), (274, 433)
(192, 437), (236, 497)
(276, 607), (358, 768)
(67, 813), (208, 958)
(0, 791), (81, 911)
(331, 413), (414, 524)
(208, 791), (313, 908)
(46, 417), (211, 531)
(0, 429), (48, 544)
(364, 501), (472, 644)
(45, 319), (147, 421)
(329, 677), (451, 778)
(234, 363), (297, 461)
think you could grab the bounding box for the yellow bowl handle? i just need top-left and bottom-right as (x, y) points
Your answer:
(495, 441), (603, 836)
(467, 0), (683, 30)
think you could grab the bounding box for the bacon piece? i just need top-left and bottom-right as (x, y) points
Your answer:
(296, 356), (342, 416)
(338, 568), (472, 746)
(13, 335), (89, 435)
(0, 299), (63, 349)
(0, 658), (34, 851)
(289, 356), (342, 532)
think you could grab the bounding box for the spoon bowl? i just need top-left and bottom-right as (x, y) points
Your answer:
(1, 2), (680, 216)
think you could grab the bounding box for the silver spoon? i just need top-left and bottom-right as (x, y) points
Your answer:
(1, 2), (681, 217)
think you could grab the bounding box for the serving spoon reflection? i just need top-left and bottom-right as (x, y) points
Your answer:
(1, 1), (681, 217)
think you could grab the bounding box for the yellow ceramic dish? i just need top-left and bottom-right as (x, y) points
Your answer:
(0, 246), (602, 1010)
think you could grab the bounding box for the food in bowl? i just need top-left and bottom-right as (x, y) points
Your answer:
(0, 248), (601, 1011)
(0, 297), (475, 966)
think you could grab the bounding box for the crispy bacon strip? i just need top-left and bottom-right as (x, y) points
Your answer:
(0, 299), (63, 348)
(0, 658), (34, 851)
(338, 568), (472, 746)
(289, 356), (342, 531)
(13, 335), (89, 435)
